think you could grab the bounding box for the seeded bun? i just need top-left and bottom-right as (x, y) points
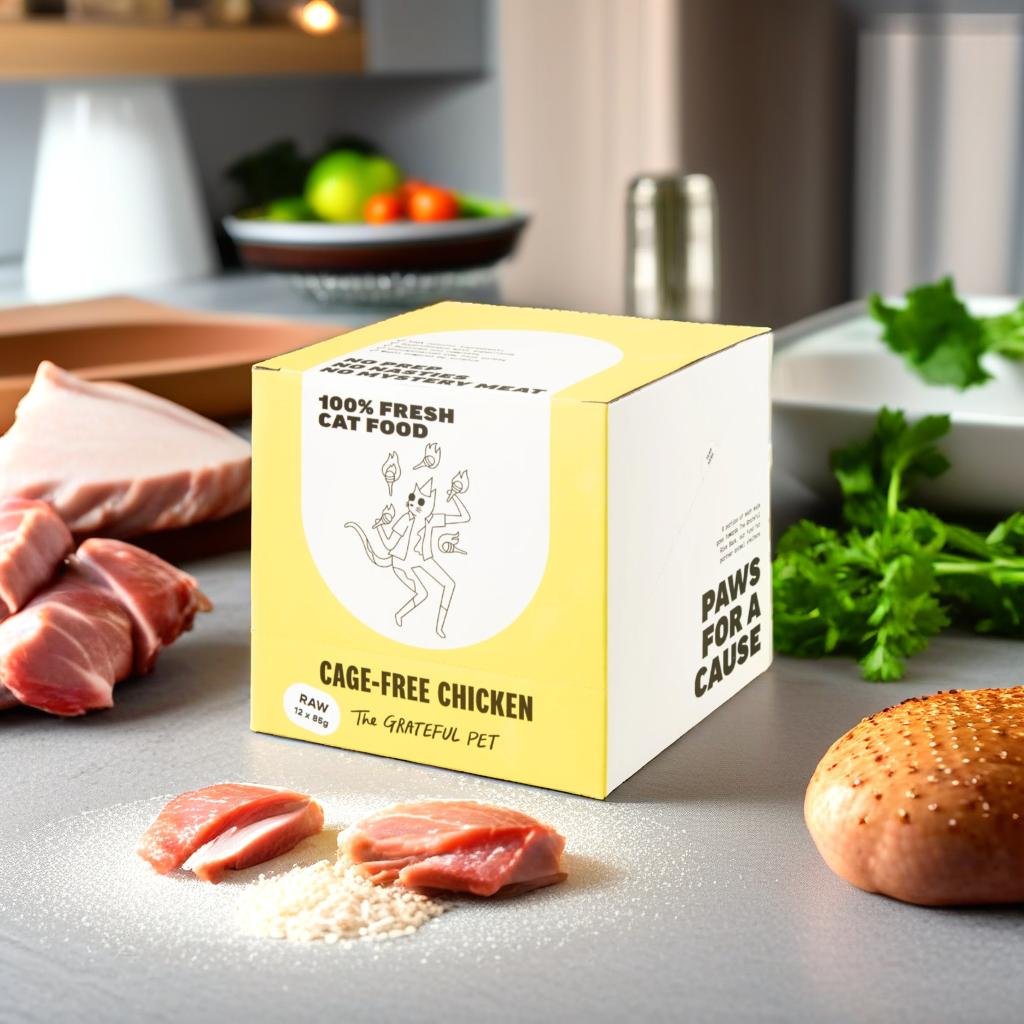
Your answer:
(805, 687), (1024, 906)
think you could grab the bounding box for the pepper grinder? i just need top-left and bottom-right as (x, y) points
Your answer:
(625, 174), (719, 322)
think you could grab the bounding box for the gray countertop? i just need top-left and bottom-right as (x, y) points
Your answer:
(0, 262), (500, 328)
(2, 482), (1023, 1024)
(1, 276), (1022, 1023)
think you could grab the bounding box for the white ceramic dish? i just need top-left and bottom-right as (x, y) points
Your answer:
(773, 296), (1024, 516)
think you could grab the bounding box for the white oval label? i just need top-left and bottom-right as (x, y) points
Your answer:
(283, 683), (340, 736)
(301, 328), (622, 649)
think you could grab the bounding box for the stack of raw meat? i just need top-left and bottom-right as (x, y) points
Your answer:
(0, 361), (253, 716)
(0, 497), (210, 716)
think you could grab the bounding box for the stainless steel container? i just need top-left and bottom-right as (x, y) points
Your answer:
(626, 173), (719, 322)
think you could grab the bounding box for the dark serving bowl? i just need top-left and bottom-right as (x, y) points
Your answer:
(222, 213), (530, 274)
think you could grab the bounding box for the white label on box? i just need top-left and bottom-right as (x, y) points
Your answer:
(300, 330), (621, 649)
(283, 682), (340, 736)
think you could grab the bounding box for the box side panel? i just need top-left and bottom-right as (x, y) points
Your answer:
(606, 332), (773, 792)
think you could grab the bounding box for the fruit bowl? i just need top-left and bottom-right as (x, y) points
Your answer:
(222, 213), (529, 275)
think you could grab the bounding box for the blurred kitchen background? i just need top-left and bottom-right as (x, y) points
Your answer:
(1, 0), (1023, 328)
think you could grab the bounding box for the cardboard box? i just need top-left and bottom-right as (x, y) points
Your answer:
(251, 302), (773, 798)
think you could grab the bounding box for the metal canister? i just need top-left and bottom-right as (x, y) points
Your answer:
(625, 173), (719, 322)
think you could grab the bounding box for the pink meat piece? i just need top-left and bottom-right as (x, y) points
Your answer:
(0, 568), (133, 716)
(138, 783), (321, 876)
(74, 538), (212, 674)
(182, 801), (325, 883)
(341, 800), (567, 897)
(342, 800), (554, 862)
(0, 497), (73, 620)
(0, 361), (251, 538)
(397, 830), (568, 897)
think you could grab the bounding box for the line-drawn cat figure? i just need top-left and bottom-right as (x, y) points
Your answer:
(345, 476), (470, 639)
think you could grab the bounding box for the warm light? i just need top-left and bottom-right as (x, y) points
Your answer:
(295, 0), (341, 35)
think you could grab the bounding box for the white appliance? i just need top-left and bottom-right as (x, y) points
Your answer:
(24, 79), (215, 302)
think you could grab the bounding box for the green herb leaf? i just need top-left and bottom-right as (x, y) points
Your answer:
(981, 301), (1024, 361)
(773, 404), (1024, 681)
(830, 407), (950, 529)
(868, 277), (991, 389)
(773, 512), (949, 681)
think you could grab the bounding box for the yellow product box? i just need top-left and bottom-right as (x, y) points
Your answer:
(251, 301), (773, 798)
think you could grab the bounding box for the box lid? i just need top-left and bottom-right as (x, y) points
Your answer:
(255, 301), (769, 404)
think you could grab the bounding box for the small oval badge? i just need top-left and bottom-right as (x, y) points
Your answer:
(283, 683), (340, 736)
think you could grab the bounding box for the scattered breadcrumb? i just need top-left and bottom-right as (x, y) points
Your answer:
(238, 859), (446, 944)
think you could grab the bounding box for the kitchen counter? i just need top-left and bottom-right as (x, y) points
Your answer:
(2, 483), (1023, 1024)
(1, 276), (1022, 1022)
(0, 262), (501, 328)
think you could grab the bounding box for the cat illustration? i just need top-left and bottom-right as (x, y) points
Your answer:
(345, 475), (470, 639)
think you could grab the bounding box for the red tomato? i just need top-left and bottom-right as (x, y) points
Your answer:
(364, 192), (403, 224)
(407, 185), (459, 222)
(398, 179), (427, 204)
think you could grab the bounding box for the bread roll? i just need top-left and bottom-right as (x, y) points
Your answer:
(805, 687), (1024, 906)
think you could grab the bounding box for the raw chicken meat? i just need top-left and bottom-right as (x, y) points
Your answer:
(0, 569), (133, 716)
(182, 802), (325, 883)
(138, 783), (324, 880)
(0, 361), (251, 538)
(0, 536), (212, 716)
(0, 497), (73, 620)
(340, 800), (567, 897)
(75, 538), (211, 673)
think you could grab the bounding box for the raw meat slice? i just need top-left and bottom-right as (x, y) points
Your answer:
(0, 497), (73, 620)
(0, 569), (133, 716)
(74, 538), (211, 673)
(0, 361), (251, 538)
(398, 830), (568, 897)
(340, 800), (567, 897)
(138, 783), (321, 876)
(182, 801), (325, 883)
(342, 800), (554, 862)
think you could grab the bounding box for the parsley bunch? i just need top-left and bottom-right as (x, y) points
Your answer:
(869, 277), (1024, 389)
(773, 409), (1024, 681)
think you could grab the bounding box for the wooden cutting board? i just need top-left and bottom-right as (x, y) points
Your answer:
(0, 295), (346, 432)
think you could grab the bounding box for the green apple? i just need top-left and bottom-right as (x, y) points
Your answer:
(363, 154), (402, 197)
(305, 150), (373, 223)
(264, 196), (316, 221)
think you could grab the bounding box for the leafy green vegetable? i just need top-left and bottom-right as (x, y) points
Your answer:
(830, 407), (950, 530)
(773, 408), (1024, 680)
(226, 136), (391, 214)
(869, 277), (1024, 389)
(457, 193), (515, 219)
(226, 139), (310, 209)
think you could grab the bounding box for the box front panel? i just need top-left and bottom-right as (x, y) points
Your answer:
(251, 338), (611, 798)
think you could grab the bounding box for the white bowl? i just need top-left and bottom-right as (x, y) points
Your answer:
(772, 296), (1024, 517)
